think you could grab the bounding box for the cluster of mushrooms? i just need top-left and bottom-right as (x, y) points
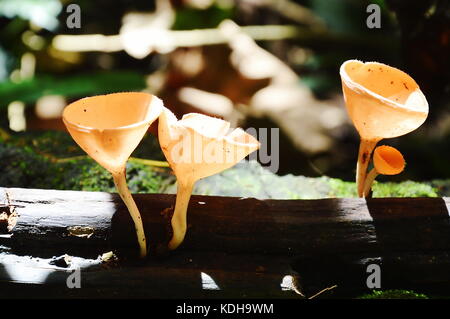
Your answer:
(62, 92), (260, 257)
(340, 60), (429, 198)
(62, 59), (429, 257)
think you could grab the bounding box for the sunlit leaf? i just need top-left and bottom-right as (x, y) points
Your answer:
(0, 0), (62, 31)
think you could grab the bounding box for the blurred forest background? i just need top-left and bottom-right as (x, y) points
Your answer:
(0, 0), (449, 194)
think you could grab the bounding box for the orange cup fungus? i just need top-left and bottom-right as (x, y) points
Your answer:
(363, 145), (406, 197)
(63, 92), (163, 257)
(158, 107), (260, 250)
(340, 59), (428, 197)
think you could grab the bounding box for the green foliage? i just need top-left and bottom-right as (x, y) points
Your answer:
(0, 72), (147, 108)
(173, 4), (234, 30)
(0, 0), (62, 30)
(310, 0), (369, 35)
(359, 289), (429, 299)
(0, 46), (10, 80)
(309, 0), (393, 35)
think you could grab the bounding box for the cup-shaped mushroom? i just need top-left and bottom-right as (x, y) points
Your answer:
(63, 92), (163, 257)
(159, 111), (260, 182)
(340, 60), (428, 197)
(363, 145), (405, 197)
(63, 92), (163, 175)
(158, 108), (260, 250)
(340, 60), (428, 140)
(373, 145), (405, 175)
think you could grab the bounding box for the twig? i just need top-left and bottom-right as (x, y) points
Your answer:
(52, 155), (88, 163)
(52, 25), (307, 53)
(43, 153), (169, 168)
(308, 285), (338, 299)
(52, 23), (396, 54)
(129, 157), (169, 168)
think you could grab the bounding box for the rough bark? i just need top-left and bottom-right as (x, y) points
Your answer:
(0, 187), (449, 298)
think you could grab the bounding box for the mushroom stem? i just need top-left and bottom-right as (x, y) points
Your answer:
(363, 168), (379, 198)
(168, 181), (195, 251)
(356, 139), (379, 197)
(113, 168), (147, 258)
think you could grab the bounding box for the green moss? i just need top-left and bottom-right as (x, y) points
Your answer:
(358, 289), (428, 299)
(73, 160), (115, 192)
(327, 178), (440, 198)
(125, 162), (173, 194)
(0, 131), (449, 198)
(0, 142), (60, 189)
(0, 130), (171, 193)
(66, 160), (172, 193)
(372, 181), (439, 197)
(188, 162), (333, 199)
(327, 178), (358, 197)
(5, 130), (81, 158)
(7, 130), (165, 160)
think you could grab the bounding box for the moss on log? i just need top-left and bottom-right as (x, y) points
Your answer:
(1, 131), (449, 198)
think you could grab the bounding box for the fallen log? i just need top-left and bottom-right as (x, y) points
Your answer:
(1, 187), (450, 256)
(0, 187), (449, 298)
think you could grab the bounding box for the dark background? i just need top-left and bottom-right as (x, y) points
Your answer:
(0, 0), (449, 182)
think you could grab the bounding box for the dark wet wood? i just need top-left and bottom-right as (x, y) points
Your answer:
(1, 187), (449, 255)
(0, 187), (449, 298)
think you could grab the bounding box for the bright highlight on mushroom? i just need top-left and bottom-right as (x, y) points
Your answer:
(339, 59), (428, 197)
(63, 92), (163, 257)
(158, 107), (260, 250)
(363, 145), (406, 197)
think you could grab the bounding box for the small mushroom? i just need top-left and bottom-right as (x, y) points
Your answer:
(340, 60), (428, 197)
(363, 145), (405, 197)
(63, 92), (163, 257)
(158, 107), (260, 250)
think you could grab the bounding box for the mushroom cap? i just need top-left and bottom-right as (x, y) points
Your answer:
(158, 107), (260, 184)
(63, 92), (163, 174)
(373, 145), (405, 175)
(340, 60), (428, 140)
